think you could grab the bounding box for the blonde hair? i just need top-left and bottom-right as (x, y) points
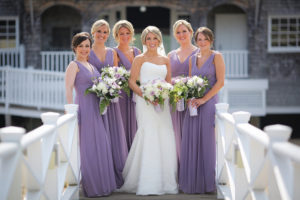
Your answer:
(112, 20), (135, 43)
(173, 19), (194, 38)
(194, 26), (214, 44)
(91, 19), (110, 35)
(141, 26), (162, 45)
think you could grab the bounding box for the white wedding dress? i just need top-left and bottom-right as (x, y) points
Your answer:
(119, 62), (178, 195)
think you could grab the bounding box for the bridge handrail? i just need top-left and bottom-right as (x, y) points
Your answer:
(0, 104), (79, 200)
(216, 103), (300, 200)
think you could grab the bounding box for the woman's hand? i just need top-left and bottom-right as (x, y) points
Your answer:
(190, 98), (206, 108)
(149, 100), (159, 106)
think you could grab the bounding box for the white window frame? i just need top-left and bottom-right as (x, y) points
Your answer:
(268, 15), (300, 53)
(0, 16), (19, 48)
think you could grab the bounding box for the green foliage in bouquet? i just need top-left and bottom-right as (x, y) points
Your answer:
(169, 81), (188, 112)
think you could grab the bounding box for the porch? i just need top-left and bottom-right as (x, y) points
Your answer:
(0, 48), (268, 122)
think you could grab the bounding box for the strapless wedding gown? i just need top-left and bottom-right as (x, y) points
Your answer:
(119, 62), (178, 195)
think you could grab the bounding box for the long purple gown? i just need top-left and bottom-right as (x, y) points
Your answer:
(88, 48), (128, 188)
(169, 49), (199, 161)
(114, 47), (140, 149)
(179, 52), (218, 193)
(73, 61), (116, 197)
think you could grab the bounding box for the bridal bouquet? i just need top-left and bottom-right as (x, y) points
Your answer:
(186, 75), (209, 99)
(141, 79), (173, 111)
(101, 66), (130, 97)
(186, 75), (209, 116)
(169, 76), (189, 112)
(85, 76), (121, 114)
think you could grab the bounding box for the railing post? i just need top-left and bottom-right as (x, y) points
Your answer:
(215, 103), (229, 199)
(232, 111), (251, 200)
(40, 112), (60, 199)
(264, 124), (292, 199)
(0, 126), (25, 144)
(63, 104), (80, 199)
(0, 126), (25, 200)
(232, 111), (251, 124)
(264, 124), (292, 142)
(64, 104), (79, 177)
(216, 103), (229, 114)
(41, 112), (60, 125)
(64, 104), (78, 114)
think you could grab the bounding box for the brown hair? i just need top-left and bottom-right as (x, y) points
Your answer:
(194, 27), (214, 44)
(71, 32), (92, 53)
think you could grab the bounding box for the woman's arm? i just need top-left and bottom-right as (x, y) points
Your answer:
(188, 57), (192, 77)
(165, 57), (172, 84)
(65, 61), (78, 104)
(129, 56), (143, 97)
(192, 52), (225, 107)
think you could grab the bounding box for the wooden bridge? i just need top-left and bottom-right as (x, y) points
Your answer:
(1, 103), (299, 200)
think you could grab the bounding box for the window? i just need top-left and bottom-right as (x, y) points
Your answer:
(0, 17), (18, 48)
(52, 27), (71, 50)
(268, 15), (300, 52)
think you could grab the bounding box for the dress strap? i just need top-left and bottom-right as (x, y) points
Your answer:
(133, 47), (140, 57)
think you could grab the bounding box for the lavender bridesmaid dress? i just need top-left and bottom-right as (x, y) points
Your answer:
(114, 47), (140, 149)
(73, 61), (116, 197)
(169, 49), (198, 161)
(179, 52), (218, 193)
(88, 48), (128, 188)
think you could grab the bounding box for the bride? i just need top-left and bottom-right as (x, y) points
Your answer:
(119, 26), (178, 195)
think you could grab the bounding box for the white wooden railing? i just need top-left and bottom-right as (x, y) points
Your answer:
(41, 51), (74, 72)
(40, 50), (248, 78)
(216, 103), (300, 200)
(0, 104), (80, 200)
(221, 50), (248, 78)
(0, 45), (25, 68)
(0, 66), (65, 112)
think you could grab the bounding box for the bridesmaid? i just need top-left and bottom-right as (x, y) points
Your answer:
(167, 20), (198, 161)
(88, 19), (128, 188)
(65, 32), (116, 197)
(179, 27), (225, 193)
(112, 20), (141, 150)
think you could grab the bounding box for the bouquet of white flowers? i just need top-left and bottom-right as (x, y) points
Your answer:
(186, 75), (209, 116)
(141, 79), (173, 111)
(169, 76), (189, 112)
(101, 66), (130, 97)
(85, 76), (121, 114)
(186, 75), (209, 99)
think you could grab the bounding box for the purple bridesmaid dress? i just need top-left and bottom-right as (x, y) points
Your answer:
(88, 48), (128, 188)
(169, 49), (199, 161)
(179, 52), (218, 193)
(73, 61), (116, 197)
(114, 47), (140, 149)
